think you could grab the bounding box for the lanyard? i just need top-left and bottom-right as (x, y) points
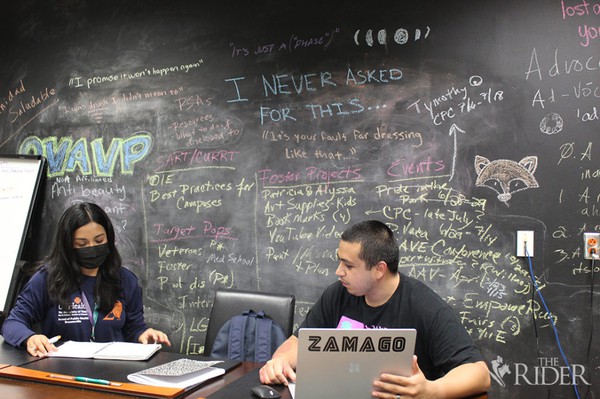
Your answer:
(80, 290), (99, 341)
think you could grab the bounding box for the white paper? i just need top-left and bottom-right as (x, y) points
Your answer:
(92, 341), (161, 360)
(47, 341), (110, 358)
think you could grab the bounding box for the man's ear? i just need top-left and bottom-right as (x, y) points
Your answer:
(374, 261), (388, 278)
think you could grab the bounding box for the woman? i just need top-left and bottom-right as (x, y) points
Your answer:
(1, 202), (170, 357)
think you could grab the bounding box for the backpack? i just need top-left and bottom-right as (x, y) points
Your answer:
(210, 310), (287, 362)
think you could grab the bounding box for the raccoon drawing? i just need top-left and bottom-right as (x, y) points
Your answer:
(474, 155), (539, 206)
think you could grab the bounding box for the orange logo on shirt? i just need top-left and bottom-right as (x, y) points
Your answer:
(73, 296), (82, 305)
(103, 301), (123, 320)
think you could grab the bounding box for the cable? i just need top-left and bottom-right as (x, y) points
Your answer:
(530, 273), (541, 356)
(525, 247), (581, 399)
(583, 258), (595, 399)
(525, 240), (541, 359)
(529, 270), (545, 396)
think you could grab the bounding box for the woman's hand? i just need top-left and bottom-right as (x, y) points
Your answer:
(26, 334), (58, 357)
(138, 328), (171, 346)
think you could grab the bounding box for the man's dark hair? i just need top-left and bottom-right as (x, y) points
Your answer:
(341, 220), (399, 272)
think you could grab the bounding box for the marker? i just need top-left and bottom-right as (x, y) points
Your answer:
(48, 374), (122, 386)
(48, 335), (61, 344)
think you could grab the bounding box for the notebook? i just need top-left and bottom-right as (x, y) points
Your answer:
(127, 358), (225, 388)
(294, 328), (417, 399)
(47, 340), (161, 361)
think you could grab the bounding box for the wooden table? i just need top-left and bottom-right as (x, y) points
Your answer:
(0, 361), (263, 399)
(0, 358), (486, 399)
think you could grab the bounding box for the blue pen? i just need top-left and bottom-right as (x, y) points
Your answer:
(49, 374), (122, 386)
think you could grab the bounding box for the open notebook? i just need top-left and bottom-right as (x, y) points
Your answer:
(47, 340), (161, 361)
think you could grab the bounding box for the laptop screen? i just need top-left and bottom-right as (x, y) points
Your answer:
(294, 328), (417, 399)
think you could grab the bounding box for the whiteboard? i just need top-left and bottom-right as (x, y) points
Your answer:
(0, 155), (45, 311)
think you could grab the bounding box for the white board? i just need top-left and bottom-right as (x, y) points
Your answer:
(0, 155), (45, 311)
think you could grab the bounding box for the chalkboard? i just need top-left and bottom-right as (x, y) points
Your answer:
(0, 1), (598, 397)
(0, 155), (45, 313)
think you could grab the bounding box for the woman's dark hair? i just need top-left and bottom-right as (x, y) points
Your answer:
(341, 220), (399, 273)
(45, 202), (122, 312)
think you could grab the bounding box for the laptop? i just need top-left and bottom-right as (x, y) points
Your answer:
(294, 328), (417, 399)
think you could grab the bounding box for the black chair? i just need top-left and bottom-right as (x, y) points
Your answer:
(204, 288), (296, 356)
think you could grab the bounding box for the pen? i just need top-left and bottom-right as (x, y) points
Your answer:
(48, 335), (61, 344)
(48, 374), (123, 386)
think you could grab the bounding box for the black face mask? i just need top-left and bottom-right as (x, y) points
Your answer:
(74, 243), (110, 269)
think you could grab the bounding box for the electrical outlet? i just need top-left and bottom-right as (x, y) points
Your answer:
(516, 230), (534, 257)
(584, 232), (600, 260)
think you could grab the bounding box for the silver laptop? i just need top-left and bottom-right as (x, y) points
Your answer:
(295, 328), (417, 399)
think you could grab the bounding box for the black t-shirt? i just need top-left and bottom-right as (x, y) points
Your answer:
(298, 273), (484, 379)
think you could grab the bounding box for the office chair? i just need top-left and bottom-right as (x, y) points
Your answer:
(204, 288), (295, 356)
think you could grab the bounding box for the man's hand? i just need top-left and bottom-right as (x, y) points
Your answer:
(372, 356), (490, 399)
(259, 356), (297, 385)
(372, 355), (439, 399)
(259, 336), (299, 385)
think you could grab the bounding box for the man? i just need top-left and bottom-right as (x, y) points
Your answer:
(259, 220), (490, 398)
